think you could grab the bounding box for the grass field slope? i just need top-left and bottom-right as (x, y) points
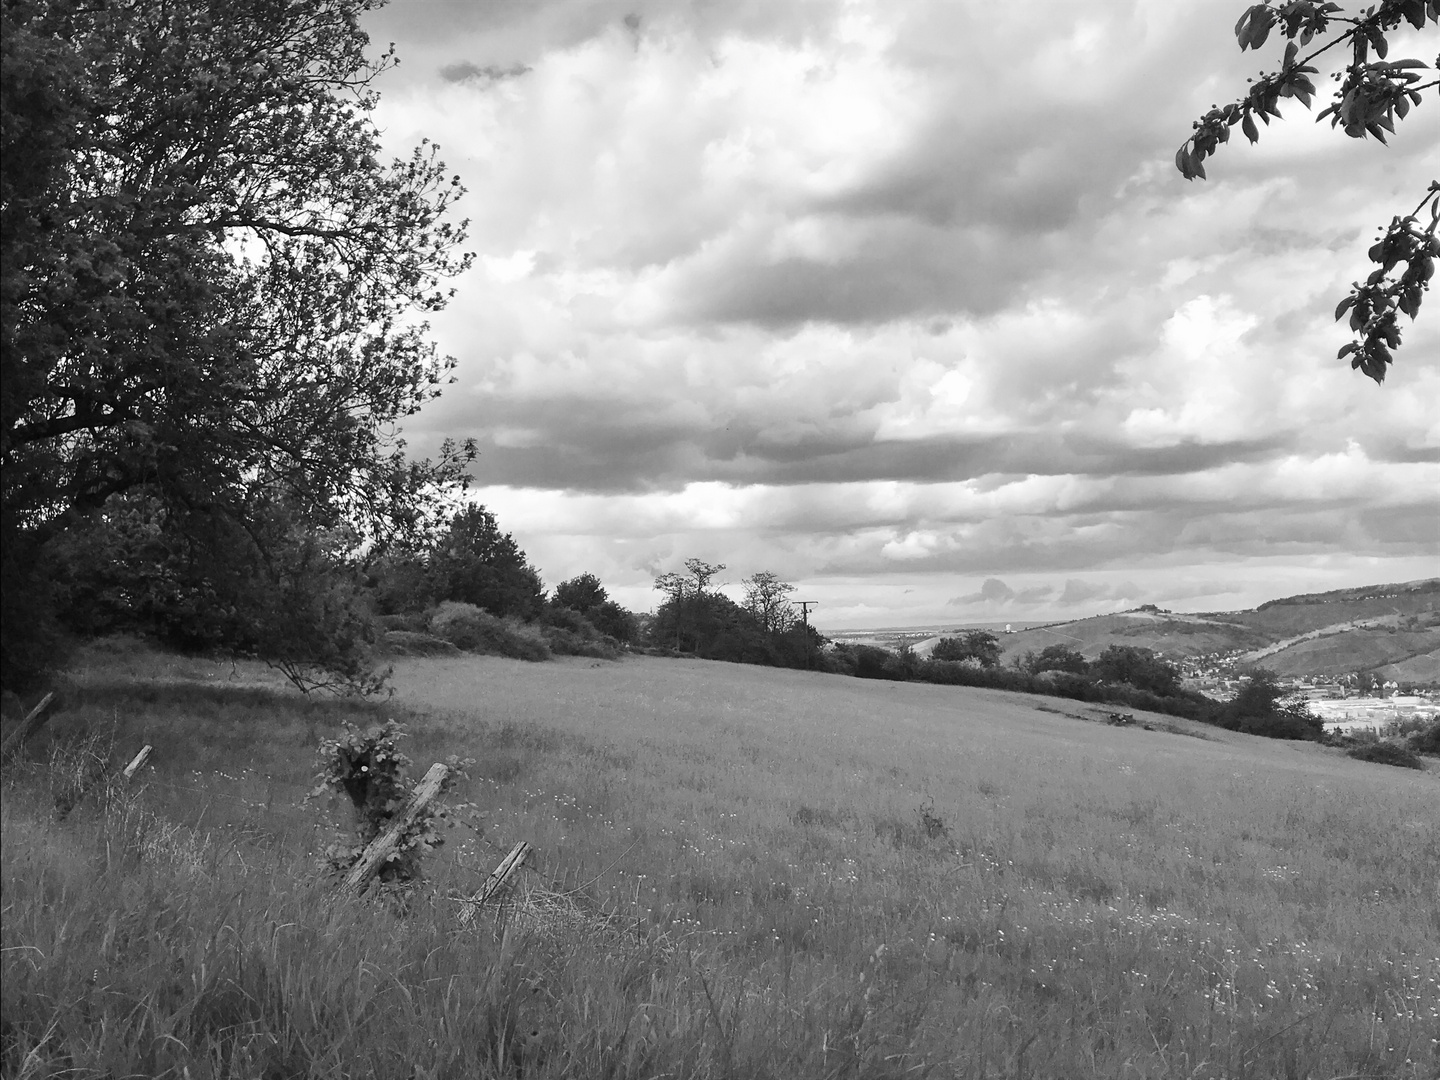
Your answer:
(996, 579), (1440, 680)
(2, 643), (1438, 1078)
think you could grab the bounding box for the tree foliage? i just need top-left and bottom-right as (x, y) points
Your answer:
(1093, 645), (1181, 697)
(554, 573), (609, 615)
(1177, 1), (1439, 382)
(931, 630), (1002, 668)
(0, 0), (473, 687)
(650, 561), (818, 667)
(51, 491), (386, 694)
(551, 572), (638, 643)
(741, 571), (798, 633)
(426, 505), (545, 620)
(1022, 644), (1091, 675)
(1217, 667), (1324, 739)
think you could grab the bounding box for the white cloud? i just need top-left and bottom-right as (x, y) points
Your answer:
(361, 0), (1440, 626)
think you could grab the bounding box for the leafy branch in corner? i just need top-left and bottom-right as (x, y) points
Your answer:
(1176, 1), (1439, 382)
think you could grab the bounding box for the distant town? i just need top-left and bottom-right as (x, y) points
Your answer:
(1176, 651), (1438, 732)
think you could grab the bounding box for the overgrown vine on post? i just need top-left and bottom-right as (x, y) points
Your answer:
(309, 720), (476, 886)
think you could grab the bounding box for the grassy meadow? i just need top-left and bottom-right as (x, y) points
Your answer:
(2, 641), (1438, 1078)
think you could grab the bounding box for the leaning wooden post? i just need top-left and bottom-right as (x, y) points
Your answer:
(459, 840), (532, 926)
(55, 742), (155, 821)
(122, 745), (152, 779)
(339, 762), (449, 898)
(1, 692), (56, 762)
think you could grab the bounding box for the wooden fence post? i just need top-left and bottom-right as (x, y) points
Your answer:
(1, 692), (56, 762)
(122, 744), (152, 779)
(55, 742), (155, 821)
(458, 840), (532, 926)
(338, 762), (450, 898)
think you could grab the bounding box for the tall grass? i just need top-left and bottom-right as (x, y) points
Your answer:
(2, 647), (1437, 1078)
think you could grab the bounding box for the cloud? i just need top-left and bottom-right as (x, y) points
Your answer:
(360, 0), (1440, 626)
(1059, 579), (1111, 606)
(949, 578), (1015, 606)
(438, 61), (531, 83)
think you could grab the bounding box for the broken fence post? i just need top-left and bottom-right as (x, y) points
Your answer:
(1, 692), (56, 763)
(339, 761), (450, 898)
(459, 840), (533, 926)
(122, 744), (152, 779)
(56, 742), (155, 821)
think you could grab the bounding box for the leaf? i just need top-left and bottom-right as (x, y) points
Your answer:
(1337, 342), (1359, 358)
(1334, 295), (1357, 320)
(1243, 111), (1260, 143)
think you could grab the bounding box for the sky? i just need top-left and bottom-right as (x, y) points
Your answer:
(358, 0), (1439, 630)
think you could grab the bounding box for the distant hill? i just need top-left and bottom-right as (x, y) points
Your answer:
(994, 579), (1440, 682)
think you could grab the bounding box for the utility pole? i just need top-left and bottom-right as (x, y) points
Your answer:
(793, 600), (818, 669)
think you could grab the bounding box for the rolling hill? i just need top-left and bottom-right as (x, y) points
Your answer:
(990, 578), (1440, 680)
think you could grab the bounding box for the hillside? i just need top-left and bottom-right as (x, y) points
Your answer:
(2, 646), (1437, 1077)
(994, 611), (1268, 666)
(991, 578), (1440, 679)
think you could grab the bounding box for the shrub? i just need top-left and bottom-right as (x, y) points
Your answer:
(1234, 709), (1324, 741)
(1405, 719), (1440, 757)
(309, 721), (473, 885)
(375, 612), (428, 633)
(540, 604), (595, 635)
(382, 631), (462, 657)
(931, 631), (1001, 668)
(541, 626), (623, 660)
(1093, 646), (1180, 697)
(428, 602), (551, 662)
(1346, 741), (1425, 769)
(1025, 644), (1090, 675)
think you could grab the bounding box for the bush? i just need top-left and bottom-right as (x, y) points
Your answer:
(1346, 741), (1425, 769)
(1093, 646), (1180, 697)
(428, 603), (551, 662)
(1024, 645), (1090, 675)
(382, 631), (462, 657)
(375, 612), (429, 633)
(1233, 710), (1324, 741)
(309, 721), (473, 885)
(931, 631), (1001, 667)
(541, 626), (623, 660)
(1405, 719), (1440, 757)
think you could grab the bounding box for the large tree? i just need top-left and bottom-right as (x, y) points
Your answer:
(741, 571), (797, 634)
(1176, 1), (1438, 382)
(1, 0), (473, 685)
(428, 505), (545, 620)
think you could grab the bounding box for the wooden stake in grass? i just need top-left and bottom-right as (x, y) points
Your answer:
(459, 840), (532, 926)
(338, 761), (449, 898)
(1, 692), (56, 762)
(121, 745), (152, 779)
(55, 742), (155, 821)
